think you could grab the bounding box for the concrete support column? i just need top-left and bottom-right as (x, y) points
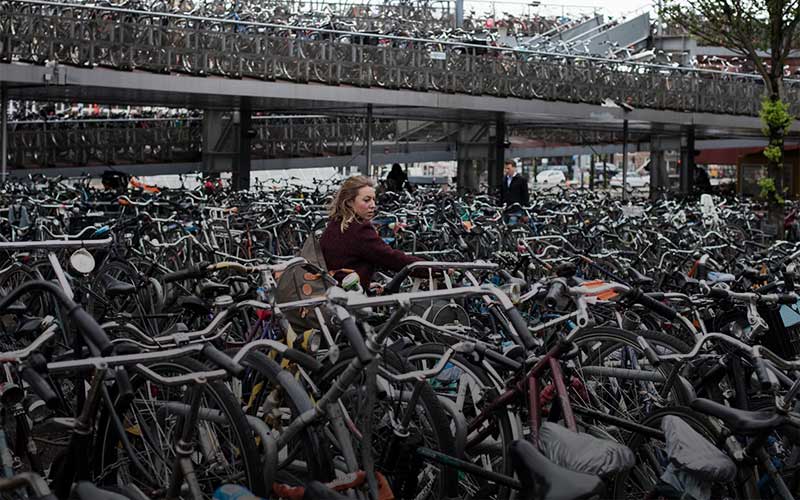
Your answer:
(232, 98), (252, 191)
(455, 0), (464, 28)
(1, 85), (7, 183)
(457, 156), (481, 193)
(679, 126), (695, 195)
(488, 113), (506, 193)
(361, 104), (373, 176)
(621, 119), (629, 201)
(649, 136), (669, 199)
(456, 124), (489, 193)
(201, 109), (232, 174)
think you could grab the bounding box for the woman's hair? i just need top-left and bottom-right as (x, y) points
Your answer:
(328, 175), (375, 232)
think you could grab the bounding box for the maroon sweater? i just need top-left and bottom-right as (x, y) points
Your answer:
(320, 219), (423, 288)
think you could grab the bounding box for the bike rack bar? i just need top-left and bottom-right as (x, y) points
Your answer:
(577, 366), (667, 383)
(0, 238), (113, 250)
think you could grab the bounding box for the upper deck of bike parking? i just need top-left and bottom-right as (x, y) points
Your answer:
(3, 0), (800, 138)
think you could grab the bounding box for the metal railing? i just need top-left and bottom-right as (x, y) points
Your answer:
(2, 0), (799, 116)
(251, 115), (396, 158)
(5, 115), (398, 168)
(7, 118), (202, 167)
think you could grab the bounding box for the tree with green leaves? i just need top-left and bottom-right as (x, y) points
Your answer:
(662, 0), (796, 236)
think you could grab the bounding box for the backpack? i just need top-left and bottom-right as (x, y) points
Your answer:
(275, 234), (350, 331)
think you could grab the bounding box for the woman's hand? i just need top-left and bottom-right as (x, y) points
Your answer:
(369, 282), (384, 295)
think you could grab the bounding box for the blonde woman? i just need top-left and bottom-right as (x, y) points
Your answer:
(320, 176), (422, 291)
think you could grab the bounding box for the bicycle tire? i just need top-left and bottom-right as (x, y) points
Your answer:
(404, 343), (516, 500)
(233, 349), (336, 484)
(320, 347), (458, 500)
(569, 327), (692, 440)
(93, 356), (265, 497)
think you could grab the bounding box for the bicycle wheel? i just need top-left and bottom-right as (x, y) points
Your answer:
(320, 348), (458, 500)
(94, 357), (265, 497)
(230, 349), (336, 485)
(405, 343), (516, 500)
(570, 327), (692, 441)
(0, 263), (50, 325)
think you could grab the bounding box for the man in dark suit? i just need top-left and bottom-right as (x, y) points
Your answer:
(499, 160), (529, 223)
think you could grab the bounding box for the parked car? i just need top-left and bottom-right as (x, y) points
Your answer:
(610, 171), (650, 188)
(536, 169), (566, 185)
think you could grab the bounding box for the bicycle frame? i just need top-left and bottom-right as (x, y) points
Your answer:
(466, 338), (578, 447)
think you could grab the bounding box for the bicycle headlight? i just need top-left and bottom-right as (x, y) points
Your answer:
(501, 283), (521, 304)
(302, 330), (322, 354)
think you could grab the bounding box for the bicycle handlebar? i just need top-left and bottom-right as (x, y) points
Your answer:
(20, 366), (59, 409)
(702, 282), (798, 305)
(383, 261), (499, 294)
(626, 288), (679, 321)
(332, 306), (373, 364)
(202, 343), (245, 378)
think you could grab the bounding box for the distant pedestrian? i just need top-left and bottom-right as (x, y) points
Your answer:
(694, 165), (712, 195)
(500, 160), (529, 206)
(385, 163), (408, 192)
(499, 160), (529, 223)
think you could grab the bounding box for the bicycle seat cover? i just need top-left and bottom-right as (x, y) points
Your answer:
(661, 415), (736, 482)
(538, 422), (635, 476)
(510, 439), (604, 500)
(690, 398), (786, 435)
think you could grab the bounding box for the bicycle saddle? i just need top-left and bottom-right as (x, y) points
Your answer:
(690, 398), (787, 435)
(739, 266), (765, 281)
(7, 301), (29, 314)
(198, 279), (230, 296)
(510, 440), (604, 500)
(538, 422), (635, 476)
(102, 275), (137, 297)
(626, 267), (654, 286)
(177, 295), (210, 315)
(17, 317), (44, 336)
